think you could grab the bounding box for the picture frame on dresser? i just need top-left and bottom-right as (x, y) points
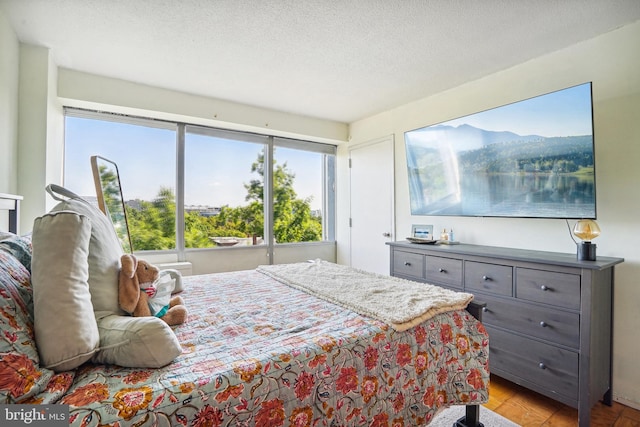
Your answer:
(411, 224), (433, 239)
(387, 240), (624, 427)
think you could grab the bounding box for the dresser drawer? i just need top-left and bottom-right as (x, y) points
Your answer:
(465, 261), (513, 296)
(392, 250), (424, 280)
(425, 256), (463, 289)
(479, 294), (579, 348)
(487, 326), (578, 401)
(516, 268), (580, 310)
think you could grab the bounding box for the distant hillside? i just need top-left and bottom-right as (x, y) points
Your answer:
(459, 135), (594, 173)
(444, 123), (543, 146)
(409, 124), (544, 152)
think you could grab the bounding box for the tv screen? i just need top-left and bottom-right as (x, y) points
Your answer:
(404, 82), (596, 219)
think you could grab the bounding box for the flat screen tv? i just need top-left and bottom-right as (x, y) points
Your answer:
(404, 82), (596, 219)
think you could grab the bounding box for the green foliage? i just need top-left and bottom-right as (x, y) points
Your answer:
(126, 196), (175, 250)
(459, 135), (594, 174)
(126, 150), (322, 250)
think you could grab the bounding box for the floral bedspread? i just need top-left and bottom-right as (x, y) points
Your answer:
(61, 269), (489, 426)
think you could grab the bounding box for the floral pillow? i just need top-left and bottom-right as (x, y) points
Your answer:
(0, 250), (59, 403)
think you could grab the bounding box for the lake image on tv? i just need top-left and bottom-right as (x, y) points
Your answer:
(404, 83), (596, 219)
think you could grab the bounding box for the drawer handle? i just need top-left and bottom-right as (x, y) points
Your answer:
(538, 362), (547, 370)
(482, 275), (491, 281)
(539, 321), (548, 328)
(439, 268), (447, 273)
(404, 262), (411, 266)
(540, 285), (549, 291)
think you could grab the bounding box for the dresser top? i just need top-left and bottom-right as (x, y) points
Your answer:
(387, 241), (624, 270)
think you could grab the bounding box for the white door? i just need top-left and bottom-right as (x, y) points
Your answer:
(349, 136), (394, 275)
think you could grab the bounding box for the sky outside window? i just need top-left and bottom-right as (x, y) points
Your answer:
(184, 133), (264, 208)
(64, 116), (176, 201)
(66, 116), (322, 212)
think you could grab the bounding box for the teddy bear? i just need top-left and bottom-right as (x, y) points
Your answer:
(118, 254), (187, 326)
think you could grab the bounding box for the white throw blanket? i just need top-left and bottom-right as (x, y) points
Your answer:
(256, 260), (474, 331)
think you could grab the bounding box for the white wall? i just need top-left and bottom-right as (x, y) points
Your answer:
(1, 13), (63, 231)
(0, 9), (19, 194)
(58, 68), (348, 145)
(344, 21), (640, 408)
(17, 44), (62, 223)
(183, 242), (335, 275)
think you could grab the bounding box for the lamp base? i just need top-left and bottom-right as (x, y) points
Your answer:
(577, 242), (597, 261)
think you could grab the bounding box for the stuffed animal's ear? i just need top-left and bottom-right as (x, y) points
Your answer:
(119, 255), (140, 314)
(121, 254), (138, 279)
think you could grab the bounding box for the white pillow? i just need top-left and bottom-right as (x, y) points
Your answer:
(31, 211), (100, 372)
(46, 184), (125, 316)
(92, 315), (182, 368)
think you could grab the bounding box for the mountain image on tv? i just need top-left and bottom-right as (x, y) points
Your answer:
(404, 83), (596, 219)
(446, 125), (595, 174)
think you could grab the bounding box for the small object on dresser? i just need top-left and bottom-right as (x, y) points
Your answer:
(438, 228), (460, 245)
(406, 237), (437, 244)
(572, 219), (600, 261)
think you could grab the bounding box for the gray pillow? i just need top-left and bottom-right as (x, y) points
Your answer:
(32, 211), (100, 372)
(46, 184), (125, 316)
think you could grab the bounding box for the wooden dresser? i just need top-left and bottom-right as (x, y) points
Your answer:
(387, 241), (623, 427)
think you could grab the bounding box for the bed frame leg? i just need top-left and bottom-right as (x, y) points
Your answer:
(453, 404), (483, 427)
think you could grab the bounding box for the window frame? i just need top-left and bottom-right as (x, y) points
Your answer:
(63, 107), (337, 262)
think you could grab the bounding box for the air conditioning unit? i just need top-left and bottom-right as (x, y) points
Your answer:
(157, 262), (193, 277)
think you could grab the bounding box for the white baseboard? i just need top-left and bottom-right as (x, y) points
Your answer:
(614, 394), (640, 411)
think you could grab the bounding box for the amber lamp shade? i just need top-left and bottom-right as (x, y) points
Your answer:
(573, 219), (601, 261)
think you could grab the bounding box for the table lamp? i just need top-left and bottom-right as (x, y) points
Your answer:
(573, 219), (600, 261)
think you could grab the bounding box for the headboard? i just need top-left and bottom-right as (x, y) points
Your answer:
(0, 193), (23, 233)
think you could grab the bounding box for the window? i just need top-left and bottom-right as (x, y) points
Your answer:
(63, 108), (336, 255)
(273, 137), (336, 243)
(64, 112), (177, 250)
(184, 126), (269, 248)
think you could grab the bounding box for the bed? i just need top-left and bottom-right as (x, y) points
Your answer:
(0, 192), (489, 426)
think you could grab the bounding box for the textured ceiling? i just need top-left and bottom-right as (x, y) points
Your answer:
(2, 0), (640, 123)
